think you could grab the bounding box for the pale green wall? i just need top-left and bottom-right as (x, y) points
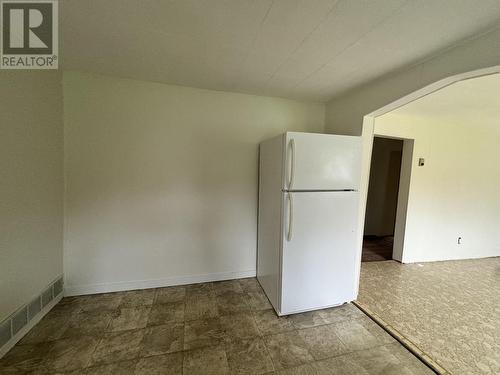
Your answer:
(0, 72), (64, 321)
(63, 71), (325, 294)
(375, 112), (500, 262)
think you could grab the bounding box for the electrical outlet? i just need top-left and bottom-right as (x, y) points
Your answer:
(458, 237), (462, 245)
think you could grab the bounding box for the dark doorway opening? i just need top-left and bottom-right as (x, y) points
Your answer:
(362, 137), (403, 262)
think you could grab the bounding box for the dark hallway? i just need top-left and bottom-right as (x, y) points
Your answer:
(362, 137), (403, 262)
(362, 235), (394, 262)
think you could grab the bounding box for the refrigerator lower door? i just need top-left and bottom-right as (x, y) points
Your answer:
(280, 191), (358, 315)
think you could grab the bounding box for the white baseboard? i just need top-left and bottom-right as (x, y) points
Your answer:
(64, 269), (257, 296)
(0, 294), (63, 359)
(402, 253), (500, 264)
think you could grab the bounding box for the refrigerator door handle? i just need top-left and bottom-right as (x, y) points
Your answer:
(287, 193), (294, 242)
(288, 138), (296, 190)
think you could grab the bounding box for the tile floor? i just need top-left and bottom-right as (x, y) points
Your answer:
(0, 278), (432, 374)
(358, 258), (500, 375)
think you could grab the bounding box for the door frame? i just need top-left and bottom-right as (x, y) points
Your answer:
(353, 65), (500, 294)
(391, 137), (413, 262)
(364, 135), (411, 262)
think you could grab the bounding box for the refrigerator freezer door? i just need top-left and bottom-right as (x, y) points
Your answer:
(281, 191), (358, 314)
(284, 132), (361, 191)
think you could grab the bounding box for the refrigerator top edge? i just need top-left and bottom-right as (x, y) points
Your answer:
(285, 131), (361, 139)
(282, 189), (358, 193)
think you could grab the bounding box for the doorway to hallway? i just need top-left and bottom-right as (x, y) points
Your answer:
(362, 137), (403, 262)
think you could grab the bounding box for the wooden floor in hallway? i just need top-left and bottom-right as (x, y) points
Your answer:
(362, 236), (394, 262)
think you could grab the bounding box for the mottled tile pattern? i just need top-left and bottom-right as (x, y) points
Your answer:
(45, 335), (100, 372)
(263, 330), (315, 369)
(297, 324), (346, 360)
(0, 342), (51, 372)
(18, 312), (70, 345)
(253, 309), (295, 335)
(220, 312), (260, 341)
(358, 258), (500, 375)
(183, 345), (229, 374)
(64, 310), (114, 337)
(226, 337), (274, 374)
(148, 301), (184, 326)
(0, 278), (432, 374)
(184, 296), (218, 321)
(91, 329), (145, 365)
(135, 352), (183, 375)
(184, 317), (225, 350)
(108, 306), (151, 332)
(154, 286), (186, 304)
(140, 323), (184, 356)
(120, 289), (155, 308)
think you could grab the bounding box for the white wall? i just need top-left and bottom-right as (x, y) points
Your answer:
(325, 26), (500, 135)
(364, 137), (402, 237)
(0, 72), (64, 321)
(63, 71), (325, 295)
(374, 112), (500, 263)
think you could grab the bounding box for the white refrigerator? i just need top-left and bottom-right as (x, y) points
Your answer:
(257, 132), (362, 316)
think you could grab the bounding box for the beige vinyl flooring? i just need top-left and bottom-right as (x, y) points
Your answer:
(0, 278), (433, 374)
(358, 258), (500, 375)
